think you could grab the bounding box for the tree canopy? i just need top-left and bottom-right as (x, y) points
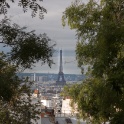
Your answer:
(62, 0), (124, 123)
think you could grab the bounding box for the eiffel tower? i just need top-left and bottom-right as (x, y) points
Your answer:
(56, 50), (66, 85)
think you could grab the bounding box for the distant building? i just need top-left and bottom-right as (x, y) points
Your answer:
(62, 97), (78, 115)
(40, 104), (55, 123)
(41, 99), (53, 108)
(41, 76), (48, 82)
(32, 89), (39, 98)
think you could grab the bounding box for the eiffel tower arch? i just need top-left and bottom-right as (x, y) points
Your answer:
(56, 50), (66, 85)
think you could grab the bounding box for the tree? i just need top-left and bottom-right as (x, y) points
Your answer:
(0, 53), (41, 124)
(0, 0), (47, 19)
(0, 17), (55, 69)
(0, 0), (55, 123)
(0, 0), (55, 68)
(0, 1), (54, 68)
(62, 0), (124, 123)
(62, 78), (124, 124)
(0, 52), (19, 102)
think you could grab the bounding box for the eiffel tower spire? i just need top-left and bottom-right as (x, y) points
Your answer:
(56, 50), (66, 85)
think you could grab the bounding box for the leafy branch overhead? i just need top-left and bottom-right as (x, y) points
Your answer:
(0, 17), (55, 68)
(0, 0), (47, 19)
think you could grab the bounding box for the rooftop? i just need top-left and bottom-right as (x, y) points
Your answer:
(40, 117), (86, 124)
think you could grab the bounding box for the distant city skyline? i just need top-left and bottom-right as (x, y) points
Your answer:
(18, 72), (85, 82)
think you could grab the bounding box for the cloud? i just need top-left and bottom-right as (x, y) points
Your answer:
(0, 0), (82, 74)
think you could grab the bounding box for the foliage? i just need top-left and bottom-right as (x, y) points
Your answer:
(0, 92), (41, 124)
(0, 19), (53, 122)
(0, 0), (55, 123)
(62, 79), (124, 124)
(0, 0), (47, 19)
(0, 53), (41, 123)
(0, 52), (19, 101)
(62, 0), (124, 123)
(0, 17), (55, 69)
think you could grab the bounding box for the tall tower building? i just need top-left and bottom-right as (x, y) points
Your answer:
(56, 50), (66, 85)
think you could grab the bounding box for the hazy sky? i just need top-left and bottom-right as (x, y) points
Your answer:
(0, 0), (85, 74)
